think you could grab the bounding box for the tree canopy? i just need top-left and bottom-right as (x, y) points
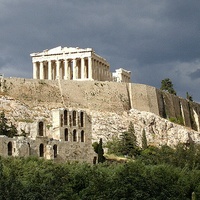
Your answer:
(160, 78), (177, 95)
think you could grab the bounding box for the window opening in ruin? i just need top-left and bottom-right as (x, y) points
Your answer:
(28, 143), (31, 155)
(64, 110), (68, 125)
(8, 142), (12, 156)
(39, 121), (44, 136)
(73, 111), (76, 126)
(39, 143), (44, 157)
(81, 130), (84, 142)
(60, 114), (63, 127)
(73, 130), (77, 142)
(53, 145), (58, 158)
(80, 111), (84, 127)
(64, 128), (68, 141)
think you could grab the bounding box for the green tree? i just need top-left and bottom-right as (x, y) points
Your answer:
(142, 129), (148, 150)
(0, 111), (9, 136)
(160, 78), (176, 95)
(0, 111), (17, 138)
(97, 138), (105, 163)
(120, 122), (139, 157)
(186, 92), (193, 101)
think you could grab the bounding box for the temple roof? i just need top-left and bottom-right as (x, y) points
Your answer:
(30, 46), (93, 57)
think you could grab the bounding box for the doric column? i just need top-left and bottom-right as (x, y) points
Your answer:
(81, 58), (85, 79)
(88, 57), (93, 80)
(39, 62), (44, 79)
(64, 60), (68, 80)
(72, 59), (77, 80)
(48, 61), (52, 80)
(56, 60), (60, 79)
(33, 62), (37, 79)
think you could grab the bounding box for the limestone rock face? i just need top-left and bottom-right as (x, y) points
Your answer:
(91, 109), (200, 147)
(0, 79), (200, 150)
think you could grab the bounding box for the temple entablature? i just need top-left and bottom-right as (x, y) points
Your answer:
(30, 46), (131, 83)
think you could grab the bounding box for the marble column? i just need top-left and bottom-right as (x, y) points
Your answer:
(33, 62), (37, 79)
(56, 60), (60, 79)
(93, 59), (97, 80)
(48, 61), (52, 80)
(39, 62), (44, 79)
(81, 58), (85, 79)
(72, 59), (77, 80)
(88, 57), (93, 80)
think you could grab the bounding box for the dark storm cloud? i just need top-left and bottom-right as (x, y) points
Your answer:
(0, 0), (200, 101)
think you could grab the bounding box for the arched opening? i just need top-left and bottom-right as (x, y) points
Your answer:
(80, 111), (84, 127)
(64, 128), (68, 141)
(72, 111), (76, 126)
(64, 110), (68, 125)
(73, 130), (77, 142)
(81, 130), (84, 142)
(39, 143), (44, 157)
(8, 142), (12, 156)
(53, 145), (57, 158)
(38, 121), (44, 136)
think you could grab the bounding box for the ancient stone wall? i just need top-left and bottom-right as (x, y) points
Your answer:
(1, 77), (200, 132)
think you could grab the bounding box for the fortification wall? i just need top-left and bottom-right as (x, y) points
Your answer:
(1, 77), (200, 131)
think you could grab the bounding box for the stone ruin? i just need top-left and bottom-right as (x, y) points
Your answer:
(0, 108), (96, 163)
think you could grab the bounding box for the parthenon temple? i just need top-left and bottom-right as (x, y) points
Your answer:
(30, 46), (131, 83)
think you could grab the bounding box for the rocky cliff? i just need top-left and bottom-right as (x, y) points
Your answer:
(0, 77), (200, 147)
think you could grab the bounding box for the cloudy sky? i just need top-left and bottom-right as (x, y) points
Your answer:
(0, 0), (200, 101)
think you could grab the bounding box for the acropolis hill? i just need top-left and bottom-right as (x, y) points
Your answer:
(0, 46), (200, 163)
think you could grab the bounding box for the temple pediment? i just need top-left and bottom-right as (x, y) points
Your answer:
(30, 46), (93, 57)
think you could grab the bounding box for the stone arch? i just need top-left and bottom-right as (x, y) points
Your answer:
(8, 142), (12, 156)
(72, 110), (76, 126)
(80, 111), (84, 127)
(39, 143), (44, 157)
(64, 110), (68, 125)
(64, 128), (68, 141)
(73, 129), (77, 142)
(81, 130), (84, 142)
(38, 121), (44, 136)
(53, 144), (58, 158)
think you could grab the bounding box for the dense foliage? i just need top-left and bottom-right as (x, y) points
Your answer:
(0, 111), (17, 138)
(0, 155), (199, 200)
(160, 78), (177, 95)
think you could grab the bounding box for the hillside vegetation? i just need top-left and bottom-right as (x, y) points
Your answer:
(1, 145), (200, 200)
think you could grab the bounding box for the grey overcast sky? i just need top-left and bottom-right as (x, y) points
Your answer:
(1, 0), (200, 102)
